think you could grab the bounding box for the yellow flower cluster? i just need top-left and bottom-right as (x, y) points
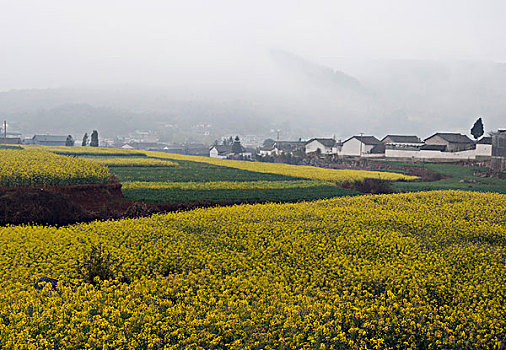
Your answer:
(122, 180), (330, 190)
(145, 151), (417, 183)
(0, 191), (504, 349)
(0, 149), (111, 186)
(41, 146), (147, 157)
(87, 157), (178, 167)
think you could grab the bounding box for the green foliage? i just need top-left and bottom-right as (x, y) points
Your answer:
(78, 244), (123, 285)
(471, 117), (484, 139)
(108, 160), (303, 183)
(231, 136), (242, 154)
(123, 186), (359, 204)
(392, 163), (506, 193)
(81, 133), (88, 146)
(65, 135), (74, 147)
(90, 130), (99, 147)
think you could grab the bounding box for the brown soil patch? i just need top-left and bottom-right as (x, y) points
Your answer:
(0, 180), (241, 226)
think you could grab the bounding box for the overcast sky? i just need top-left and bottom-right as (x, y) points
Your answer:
(1, 0), (505, 91)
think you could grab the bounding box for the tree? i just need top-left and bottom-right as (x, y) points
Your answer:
(231, 136), (242, 154)
(65, 135), (74, 146)
(263, 138), (276, 148)
(471, 118), (484, 140)
(82, 133), (88, 146)
(90, 130), (99, 147)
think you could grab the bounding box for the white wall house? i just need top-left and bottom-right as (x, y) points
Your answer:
(209, 145), (231, 159)
(340, 136), (382, 156)
(305, 138), (336, 155)
(381, 135), (424, 148)
(385, 148), (478, 160)
(476, 137), (492, 158)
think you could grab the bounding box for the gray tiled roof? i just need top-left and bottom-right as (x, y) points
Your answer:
(425, 133), (473, 144)
(306, 138), (336, 147)
(382, 135), (422, 143)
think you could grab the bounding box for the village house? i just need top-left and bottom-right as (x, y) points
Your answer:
(305, 138), (336, 155)
(340, 136), (383, 156)
(475, 137), (492, 159)
(30, 135), (69, 146)
(492, 130), (506, 171)
(424, 133), (474, 152)
(209, 144), (252, 159)
(0, 137), (21, 145)
(272, 141), (306, 156)
(209, 144), (232, 159)
(381, 135), (424, 148)
(258, 145), (275, 157)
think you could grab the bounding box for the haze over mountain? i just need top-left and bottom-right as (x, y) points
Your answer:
(1, 53), (505, 142)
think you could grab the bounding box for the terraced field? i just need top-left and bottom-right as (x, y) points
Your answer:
(37, 146), (414, 205)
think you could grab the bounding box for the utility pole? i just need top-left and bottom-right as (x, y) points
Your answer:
(359, 132), (363, 157)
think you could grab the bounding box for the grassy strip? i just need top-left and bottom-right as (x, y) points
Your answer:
(122, 186), (359, 204)
(389, 163), (506, 193)
(109, 161), (304, 182)
(88, 157), (178, 167)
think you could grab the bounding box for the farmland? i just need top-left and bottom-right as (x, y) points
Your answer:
(369, 161), (506, 194)
(0, 191), (504, 349)
(0, 148), (111, 186)
(26, 147), (416, 205)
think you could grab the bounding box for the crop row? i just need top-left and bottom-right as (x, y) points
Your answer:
(0, 191), (504, 348)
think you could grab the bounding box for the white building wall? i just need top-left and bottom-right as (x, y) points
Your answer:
(305, 141), (333, 154)
(340, 138), (375, 156)
(476, 144), (492, 157)
(209, 148), (226, 159)
(385, 148), (477, 160)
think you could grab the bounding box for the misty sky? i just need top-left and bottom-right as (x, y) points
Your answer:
(1, 0), (505, 91)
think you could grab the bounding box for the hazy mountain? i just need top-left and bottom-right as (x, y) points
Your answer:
(0, 54), (505, 142)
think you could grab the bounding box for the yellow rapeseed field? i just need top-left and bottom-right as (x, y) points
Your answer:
(0, 191), (504, 349)
(145, 151), (417, 183)
(42, 146), (147, 157)
(0, 149), (111, 186)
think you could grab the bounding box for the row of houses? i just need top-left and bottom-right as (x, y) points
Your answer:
(249, 132), (502, 161)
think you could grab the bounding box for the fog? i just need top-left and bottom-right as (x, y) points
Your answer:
(1, 0), (505, 140)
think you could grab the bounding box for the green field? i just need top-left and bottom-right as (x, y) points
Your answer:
(109, 160), (303, 182)
(108, 160), (360, 204)
(123, 186), (359, 204)
(388, 163), (506, 193)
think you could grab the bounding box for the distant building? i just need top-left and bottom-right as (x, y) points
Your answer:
(381, 135), (424, 148)
(258, 145), (275, 157)
(491, 130), (506, 171)
(305, 138), (336, 155)
(272, 141), (306, 156)
(31, 135), (68, 146)
(424, 133), (474, 152)
(475, 137), (492, 159)
(210, 145), (233, 159)
(121, 142), (168, 150)
(0, 137), (21, 145)
(209, 144), (251, 159)
(341, 136), (382, 156)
